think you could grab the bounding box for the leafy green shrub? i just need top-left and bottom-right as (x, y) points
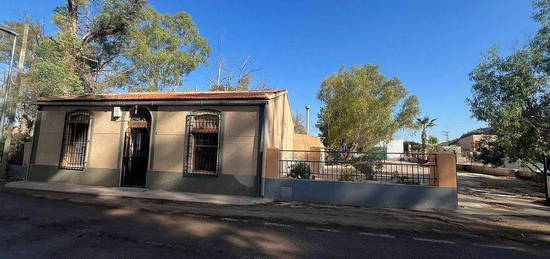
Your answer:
(391, 171), (421, 185)
(353, 153), (383, 180)
(339, 170), (360, 182)
(288, 162), (312, 179)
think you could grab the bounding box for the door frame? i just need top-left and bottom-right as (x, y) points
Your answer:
(119, 106), (154, 187)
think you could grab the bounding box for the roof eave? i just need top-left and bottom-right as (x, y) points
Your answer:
(35, 98), (271, 106)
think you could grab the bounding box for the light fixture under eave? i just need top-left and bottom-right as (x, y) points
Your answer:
(113, 106), (122, 119)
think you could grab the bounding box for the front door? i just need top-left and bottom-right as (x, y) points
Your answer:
(122, 122), (150, 187)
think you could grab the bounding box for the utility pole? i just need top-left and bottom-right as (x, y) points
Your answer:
(0, 25), (18, 178)
(305, 106), (311, 135)
(0, 18), (29, 176)
(442, 131), (450, 142)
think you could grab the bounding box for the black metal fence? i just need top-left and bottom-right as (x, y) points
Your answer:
(279, 150), (437, 186)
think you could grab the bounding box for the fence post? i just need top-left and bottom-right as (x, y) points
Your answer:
(435, 152), (457, 188)
(428, 155), (437, 186)
(310, 146), (323, 175)
(264, 147), (280, 179)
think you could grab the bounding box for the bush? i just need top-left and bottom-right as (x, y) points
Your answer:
(353, 153), (383, 180)
(391, 171), (421, 185)
(339, 170), (360, 182)
(288, 162), (312, 179)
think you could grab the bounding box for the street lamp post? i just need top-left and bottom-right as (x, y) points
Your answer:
(0, 27), (18, 167)
(305, 106), (311, 135)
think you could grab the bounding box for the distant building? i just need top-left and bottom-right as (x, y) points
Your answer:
(377, 139), (404, 159)
(403, 140), (421, 154)
(448, 127), (496, 152)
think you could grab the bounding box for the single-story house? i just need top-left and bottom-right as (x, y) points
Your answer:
(28, 90), (293, 196)
(448, 127), (496, 152)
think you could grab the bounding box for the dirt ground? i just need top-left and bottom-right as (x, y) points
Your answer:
(455, 171), (550, 244)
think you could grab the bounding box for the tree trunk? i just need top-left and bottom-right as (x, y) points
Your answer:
(421, 129), (427, 156)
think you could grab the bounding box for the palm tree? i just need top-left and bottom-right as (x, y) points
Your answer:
(416, 117), (437, 155)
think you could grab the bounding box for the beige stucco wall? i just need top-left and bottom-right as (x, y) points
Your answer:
(266, 92), (294, 151)
(34, 105), (261, 176)
(293, 133), (323, 150)
(457, 135), (473, 152)
(34, 106), (123, 169)
(151, 105), (260, 176)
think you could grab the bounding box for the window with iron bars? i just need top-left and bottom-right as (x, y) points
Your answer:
(185, 111), (221, 175)
(59, 111), (91, 171)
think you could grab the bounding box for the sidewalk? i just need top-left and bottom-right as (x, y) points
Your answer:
(4, 181), (272, 206)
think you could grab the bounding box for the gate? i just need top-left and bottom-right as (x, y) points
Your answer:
(121, 108), (151, 187)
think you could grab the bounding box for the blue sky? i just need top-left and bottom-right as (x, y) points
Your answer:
(1, 0), (540, 141)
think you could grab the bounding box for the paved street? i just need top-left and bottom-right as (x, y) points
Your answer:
(0, 191), (546, 258)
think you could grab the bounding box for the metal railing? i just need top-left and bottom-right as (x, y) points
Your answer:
(279, 150), (437, 186)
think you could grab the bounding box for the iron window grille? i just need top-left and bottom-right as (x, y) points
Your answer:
(59, 111), (91, 171)
(185, 111), (221, 176)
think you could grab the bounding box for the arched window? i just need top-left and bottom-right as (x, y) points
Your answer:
(185, 110), (221, 175)
(59, 111), (91, 170)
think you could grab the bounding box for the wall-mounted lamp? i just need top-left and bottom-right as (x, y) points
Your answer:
(113, 106), (122, 119)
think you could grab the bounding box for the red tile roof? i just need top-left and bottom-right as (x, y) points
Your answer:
(36, 90), (286, 102)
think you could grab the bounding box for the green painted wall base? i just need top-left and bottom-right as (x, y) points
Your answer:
(147, 171), (257, 196)
(28, 164), (258, 197)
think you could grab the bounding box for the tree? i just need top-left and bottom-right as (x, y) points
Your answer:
(317, 65), (420, 150)
(41, 0), (148, 94)
(475, 139), (506, 168)
(293, 113), (307, 134)
(118, 6), (210, 91)
(427, 136), (440, 152)
(532, 0), (550, 74)
(208, 55), (261, 91)
(416, 117), (437, 155)
(428, 136), (439, 145)
(467, 0), (550, 175)
(468, 46), (549, 174)
(0, 20), (46, 135)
